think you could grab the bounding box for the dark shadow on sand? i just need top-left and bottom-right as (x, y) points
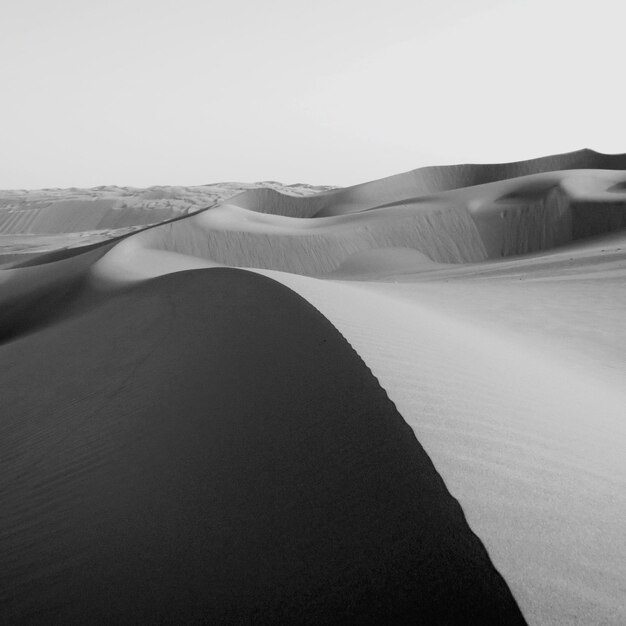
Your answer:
(0, 268), (527, 624)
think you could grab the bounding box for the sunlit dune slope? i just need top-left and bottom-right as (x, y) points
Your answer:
(91, 153), (626, 278)
(1, 149), (625, 625)
(122, 201), (487, 273)
(257, 260), (626, 626)
(3, 150), (626, 273)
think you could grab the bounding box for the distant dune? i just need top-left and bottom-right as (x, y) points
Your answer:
(0, 181), (331, 266)
(88, 150), (626, 277)
(1, 149), (625, 624)
(231, 148), (626, 217)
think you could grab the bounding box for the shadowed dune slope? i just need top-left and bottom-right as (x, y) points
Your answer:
(113, 174), (626, 277)
(216, 151), (626, 266)
(227, 187), (333, 218)
(3, 151), (625, 273)
(0, 268), (526, 625)
(472, 182), (626, 258)
(230, 149), (626, 218)
(258, 259), (626, 626)
(0, 242), (118, 342)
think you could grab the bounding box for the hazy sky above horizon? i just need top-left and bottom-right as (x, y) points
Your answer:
(1, 0), (624, 189)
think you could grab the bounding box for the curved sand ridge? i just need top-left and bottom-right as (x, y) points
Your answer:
(257, 265), (626, 626)
(0, 269), (525, 624)
(105, 163), (626, 277)
(121, 201), (488, 274)
(1, 149), (626, 624)
(0, 183), (324, 235)
(231, 148), (626, 217)
(0, 181), (332, 267)
(87, 152), (626, 624)
(4, 149), (626, 274)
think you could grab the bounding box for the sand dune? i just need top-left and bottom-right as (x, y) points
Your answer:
(0, 269), (525, 624)
(1, 150), (625, 624)
(227, 148), (626, 219)
(257, 266), (626, 626)
(0, 243), (115, 342)
(0, 181), (330, 264)
(86, 163), (626, 280)
(117, 201), (487, 274)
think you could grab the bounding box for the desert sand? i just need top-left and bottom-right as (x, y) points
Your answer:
(1, 149), (625, 624)
(0, 268), (525, 624)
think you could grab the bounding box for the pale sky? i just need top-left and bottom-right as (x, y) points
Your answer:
(1, 0), (624, 189)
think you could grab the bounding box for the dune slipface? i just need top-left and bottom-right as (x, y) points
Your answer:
(85, 150), (626, 280)
(0, 269), (525, 624)
(1, 149), (625, 625)
(230, 148), (626, 218)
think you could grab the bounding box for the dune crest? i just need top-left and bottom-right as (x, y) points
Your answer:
(0, 269), (526, 624)
(1, 149), (625, 624)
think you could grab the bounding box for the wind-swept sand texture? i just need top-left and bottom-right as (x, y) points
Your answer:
(0, 269), (525, 624)
(1, 149), (625, 624)
(120, 201), (488, 274)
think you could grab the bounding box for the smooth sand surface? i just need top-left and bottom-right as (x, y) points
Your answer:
(118, 201), (488, 275)
(256, 266), (626, 626)
(95, 157), (626, 279)
(228, 148), (626, 218)
(0, 269), (525, 624)
(1, 149), (625, 624)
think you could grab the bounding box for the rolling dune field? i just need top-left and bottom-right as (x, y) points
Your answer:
(1, 149), (625, 624)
